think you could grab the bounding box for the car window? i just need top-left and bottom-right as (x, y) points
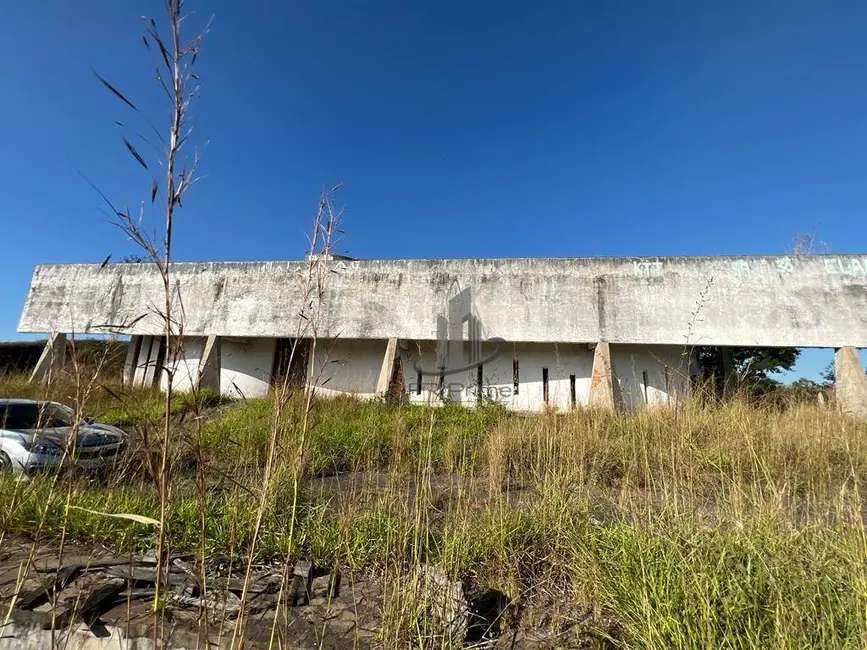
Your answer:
(45, 403), (76, 426)
(0, 404), (42, 430)
(0, 403), (74, 430)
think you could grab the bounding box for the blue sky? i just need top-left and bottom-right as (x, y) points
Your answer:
(1, 0), (865, 380)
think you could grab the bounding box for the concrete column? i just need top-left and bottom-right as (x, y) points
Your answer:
(197, 335), (221, 392)
(143, 336), (164, 387)
(122, 336), (141, 387)
(132, 336), (151, 387)
(834, 346), (867, 418)
(134, 336), (163, 388)
(589, 341), (622, 411)
(376, 338), (399, 395)
(29, 333), (67, 384)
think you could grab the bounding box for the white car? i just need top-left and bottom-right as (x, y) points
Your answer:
(0, 399), (126, 476)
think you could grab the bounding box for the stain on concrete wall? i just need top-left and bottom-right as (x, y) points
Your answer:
(310, 338), (388, 399)
(18, 255), (867, 348)
(219, 337), (275, 398)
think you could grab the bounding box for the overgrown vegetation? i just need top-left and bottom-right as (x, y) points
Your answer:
(2, 372), (865, 649)
(5, 2), (859, 646)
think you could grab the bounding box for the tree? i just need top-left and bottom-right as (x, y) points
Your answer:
(696, 346), (800, 394)
(821, 362), (835, 386)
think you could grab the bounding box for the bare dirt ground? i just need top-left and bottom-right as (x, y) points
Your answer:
(0, 536), (601, 649)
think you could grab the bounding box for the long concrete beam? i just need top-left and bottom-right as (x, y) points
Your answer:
(17, 255), (867, 347)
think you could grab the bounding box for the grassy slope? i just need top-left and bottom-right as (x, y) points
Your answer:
(1, 374), (865, 648)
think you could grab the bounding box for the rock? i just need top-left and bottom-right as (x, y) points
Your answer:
(418, 565), (468, 643)
(293, 559), (313, 579)
(290, 560), (314, 607)
(310, 570), (341, 600)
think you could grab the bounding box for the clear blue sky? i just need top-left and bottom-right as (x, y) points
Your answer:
(1, 1), (865, 380)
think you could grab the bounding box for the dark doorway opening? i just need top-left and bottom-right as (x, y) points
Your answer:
(272, 338), (311, 390)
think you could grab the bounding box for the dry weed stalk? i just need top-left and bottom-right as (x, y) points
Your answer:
(230, 185), (344, 647)
(91, 0), (210, 637)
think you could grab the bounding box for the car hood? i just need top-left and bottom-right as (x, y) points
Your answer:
(13, 425), (125, 447)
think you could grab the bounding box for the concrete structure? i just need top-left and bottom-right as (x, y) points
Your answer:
(834, 346), (867, 418)
(28, 332), (66, 384)
(16, 254), (867, 412)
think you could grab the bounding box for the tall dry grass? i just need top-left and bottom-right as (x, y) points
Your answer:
(1, 371), (865, 648)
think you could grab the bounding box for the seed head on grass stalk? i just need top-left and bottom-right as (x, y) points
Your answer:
(91, 0), (211, 642)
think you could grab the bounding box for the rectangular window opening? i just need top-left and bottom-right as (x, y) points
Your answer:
(416, 370), (423, 395)
(542, 367), (549, 405)
(642, 370), (649, 404)
(569, 374), (576, 408)
(513, 359), (519, 395)
(477, 364), (484, 402)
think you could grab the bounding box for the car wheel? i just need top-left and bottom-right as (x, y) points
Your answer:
(0, 451), (12, 474)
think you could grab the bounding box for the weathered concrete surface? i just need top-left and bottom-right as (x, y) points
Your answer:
(133, 336), (162, 388)
(122, 335), (139, 387)
(18, 255), (867, 347)
(220, 337), (275, 398)
(589, 342), (622, 410)
(198, 335), (221, 392)
(28, 332), (66, 384)
(834, 346), (867, 418)
(375, 338), (398, 395)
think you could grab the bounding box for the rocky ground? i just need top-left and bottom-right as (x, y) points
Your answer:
(0, 537), (605, 649)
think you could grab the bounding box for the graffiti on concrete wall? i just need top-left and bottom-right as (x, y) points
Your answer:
(823, 257), (867, 276)
(729, 256), (867, 279)
(730, 257), (795, 277)
(633, 261), (664, 277)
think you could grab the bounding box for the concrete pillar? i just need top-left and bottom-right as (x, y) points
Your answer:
(132, 336), (152, 387)
(29, 333), (67, 384)
(197, 335), (221, 392)
(834, 346), (867, 418)
(133, 336), (163, 388)
(589, 341), (622, 411)
(145, 336), (164, 387)
(376, 338), (399, 395)
(122, 335), (141, 387)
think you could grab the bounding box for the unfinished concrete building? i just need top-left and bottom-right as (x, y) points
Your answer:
(17, 255), (867, 415)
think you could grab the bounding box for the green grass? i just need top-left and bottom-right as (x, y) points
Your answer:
(198, 396), (501, 473)
(1, 375), (866, 649)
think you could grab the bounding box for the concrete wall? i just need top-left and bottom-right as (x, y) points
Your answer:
(219, 337), (275, 398)
(158, 337), (205, 393)
(18, 255), (867, 348)
(612, 344), (691, 408)
(82, 331), (692, 411)
(398, 340), (688, 412)
(310, 338), (388, 399)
